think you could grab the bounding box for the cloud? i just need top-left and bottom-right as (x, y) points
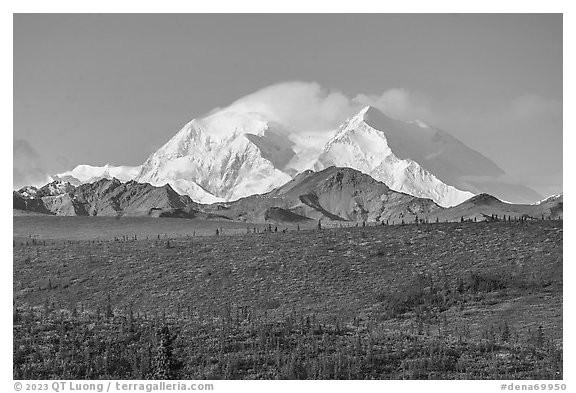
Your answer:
(224, 81), (358, 132)
(219, 81), (441, 134)
(353, 88), (434, 121)
(13, 139), (51, 189)
(205, 82), (561, 198)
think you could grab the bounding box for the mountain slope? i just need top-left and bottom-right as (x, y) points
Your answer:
(432, 193), (563, 222)
(362, 110), (504, 179)
(13, 179), (200, 217)
(314, 107), (475, 207)
(13, 191), (27, 211)
(134, 106), (489, 207)
(48, 104), (545, 205)
(14, 174), (562, 224)
(535, 194), (563, 219)
(135, 111), (293, 202)
(201, 166), (443, 223)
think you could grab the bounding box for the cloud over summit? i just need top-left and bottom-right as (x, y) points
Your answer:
(224, 81), (356, 132)
(219, 81), (442, 133)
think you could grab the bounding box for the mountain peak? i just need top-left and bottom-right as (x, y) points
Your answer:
(362, 105), (383, 116)
(349, 105), (376, 122)
(356, 106), (430, 130)
(36, 179), (75, 197)
(51, 95), (533, 206)
(136, 109), (293, 202)
(317, 109), (476, 207)
(534, 193), (563, 205)
(346, 106), (405, 137)
(95, 177), (121, 185)
(466, 193), (502, 206)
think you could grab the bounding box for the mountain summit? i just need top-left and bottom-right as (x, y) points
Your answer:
(52, 105), (541, 206)
(134, 111), (294, 204)
(313, 106), (475, 207)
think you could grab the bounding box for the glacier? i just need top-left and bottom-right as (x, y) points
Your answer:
(313, 107), (475, 207)
(49, 105), (509, 207)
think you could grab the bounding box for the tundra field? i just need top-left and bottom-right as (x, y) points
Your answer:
(13, 217), (563, 380)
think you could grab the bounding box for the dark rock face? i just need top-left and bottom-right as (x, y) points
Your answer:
(13, 170), (563, 223)
(201, 167), (443, 223)
(13, 178), (198, 217)
(200, 167), (562, 223)
(13, 191), (53, 214)
(430, 193), (563, 222)
(264, 207), (312, 223)
(537, 195), (563, 219)
(13, 191), (26, 210)
(36, 181), (76, 198)
(466, 193), (501, 206)
(17, 186), (39, 199)
(303, 167), (441, 222)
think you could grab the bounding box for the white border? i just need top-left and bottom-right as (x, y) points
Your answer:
(4, 2), (572, 392)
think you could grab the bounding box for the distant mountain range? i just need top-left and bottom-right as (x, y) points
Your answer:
(51, 105), (543, 207)
(14, 167), (562, 223)
(14, 178), (195, 217)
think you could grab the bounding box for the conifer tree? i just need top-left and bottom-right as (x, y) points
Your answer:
(153, 326), (175, 379)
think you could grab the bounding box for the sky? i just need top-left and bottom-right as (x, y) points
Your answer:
(13, 14), (562, 196)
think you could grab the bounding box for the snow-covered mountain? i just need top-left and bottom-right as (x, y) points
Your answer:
(14, 178), (199, 217)
(532, 193), (563, 205)
(131, 106), (483, 207)
(200, 166), (443, 222)
(313, 107), (475, 206)
(135, 111), (294, 203)
(17, 180), (75, 199)
(18, 185), (39, 199)
(49, 104), (541, 207)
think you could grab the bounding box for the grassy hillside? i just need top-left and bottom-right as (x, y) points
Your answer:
(13, 220), (562, 379)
